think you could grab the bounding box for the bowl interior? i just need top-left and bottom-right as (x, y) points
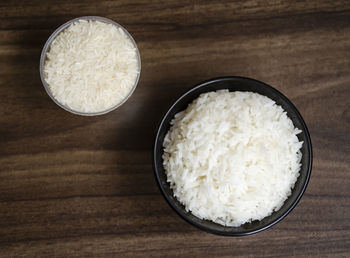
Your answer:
(153, 77), (312, 236)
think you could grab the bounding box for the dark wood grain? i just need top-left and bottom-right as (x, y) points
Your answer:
(0, 0), (349, 257)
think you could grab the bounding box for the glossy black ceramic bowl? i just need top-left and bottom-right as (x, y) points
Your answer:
(153, 76), (312, 236)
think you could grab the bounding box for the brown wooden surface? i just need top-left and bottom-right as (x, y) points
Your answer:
(0, 0), (349, 257)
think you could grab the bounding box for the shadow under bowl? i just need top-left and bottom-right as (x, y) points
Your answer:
(153, 76), (312, 236)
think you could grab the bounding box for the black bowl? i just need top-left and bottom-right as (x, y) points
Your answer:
(153, 76), (312, 236)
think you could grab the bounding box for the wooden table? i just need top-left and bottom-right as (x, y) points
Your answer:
(1, 1), (349, 257)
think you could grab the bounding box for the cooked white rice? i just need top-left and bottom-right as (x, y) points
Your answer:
(44, 19), (139, 113)
(162, 90), (303, 226)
